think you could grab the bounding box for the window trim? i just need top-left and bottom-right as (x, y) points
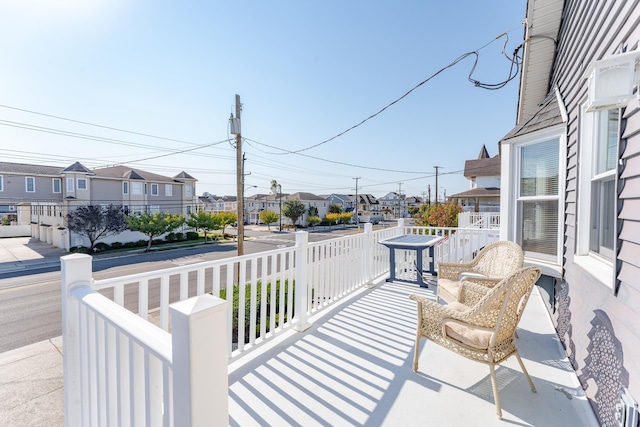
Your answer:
(576, 102), (619, 290)
(501, 124), (566, 266)
(131, 182), (142, 196)
(151, 183), (159, 196)
(77, 178), (87, 190)
(0, 175), (3, 192)
(26, 176), (35, 193)
(67, 178), (74, 192)
(52, 178), (61, 193)
(165, 184), (172, 197)
(123, 181), (129, 195)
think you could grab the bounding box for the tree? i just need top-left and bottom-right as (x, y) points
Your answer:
(339, 212), (353, 224)
(282, 199), (306, 229)
(419, 203), (463, 227)
(126, 211), (185, 251)
(328, 203), (343, 214)
(271, 179), (283, 231)
(259, 210), (280, 231)
(307, 216), (321, 227)
(325, 212), (340, 225)
(185, 210), (221, 243)
(66, 204), (128, 250)
(308, 205), (318, 218)
(214, 211), (237, 235)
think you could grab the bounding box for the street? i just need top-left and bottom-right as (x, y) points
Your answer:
(0, 225), (371, 352)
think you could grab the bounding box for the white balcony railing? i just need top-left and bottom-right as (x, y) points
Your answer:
(62, 221), (498, 426)
(458, 211), (501, 229)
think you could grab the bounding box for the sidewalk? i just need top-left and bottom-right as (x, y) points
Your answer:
(0, 237), (68, 275)
(0, 337), (64, 427)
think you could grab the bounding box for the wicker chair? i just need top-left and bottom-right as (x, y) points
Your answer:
(409, 266), (541, 419)
(436, 240), (524, 304)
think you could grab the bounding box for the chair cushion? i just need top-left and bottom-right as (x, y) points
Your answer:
(445, 323), (492, 350)
(443, 303), (492, 350)
(438, 278), (462, 299)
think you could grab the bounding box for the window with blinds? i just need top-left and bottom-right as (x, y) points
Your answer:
(517, 138), (560, 261)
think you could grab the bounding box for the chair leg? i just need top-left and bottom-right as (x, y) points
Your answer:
(489, 364), (502, 419)
(413, 334), (421, 371)
(514, 351), (536, 393)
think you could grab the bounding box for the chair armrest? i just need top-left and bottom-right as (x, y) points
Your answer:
(437, 261), (474, 280)
(458, 275), (502, 288)
(409, 294), (469, 323)
(457, 281), (490, 306)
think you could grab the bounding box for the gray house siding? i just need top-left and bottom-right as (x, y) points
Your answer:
(545, 0), (640, 424)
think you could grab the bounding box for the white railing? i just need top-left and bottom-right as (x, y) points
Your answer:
(62, 255), (228, 427)
(457, 211), (501, 229)
(62, 222), (498, 426)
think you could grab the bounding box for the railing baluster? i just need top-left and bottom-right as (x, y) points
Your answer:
(138, 280), (148, 321)
(180, 271), (188, 301)
(160, 275), (169, 331)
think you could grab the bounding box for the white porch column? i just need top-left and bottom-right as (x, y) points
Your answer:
(61, 254), (94, 427)
(171, 295), (228, 427)
(294, 231), (311, 332)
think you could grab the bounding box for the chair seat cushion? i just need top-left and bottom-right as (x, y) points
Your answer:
(443, 302), (492, 349)
(438, 278), (462, 299)
(445, 323), (492, 350)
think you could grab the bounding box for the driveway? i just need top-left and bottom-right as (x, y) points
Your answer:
(0, 237), (68, 274)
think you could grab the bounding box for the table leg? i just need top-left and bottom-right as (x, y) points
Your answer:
(416, 248), (426, 288)
(387, 248), (396, 282)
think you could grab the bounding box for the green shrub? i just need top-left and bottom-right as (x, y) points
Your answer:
(70, 246), (90, 253)
(175, 232), (185, 241)
(186, 231), (199, 240)
(219, 280), (295, 344)
(94, 242), (110, 252)
(165, 232), (176, 242)
(110, 242), (123, 249)
(152, 238), (164, 245)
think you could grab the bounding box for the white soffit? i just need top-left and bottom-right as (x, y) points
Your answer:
(517, 0), (564, 125)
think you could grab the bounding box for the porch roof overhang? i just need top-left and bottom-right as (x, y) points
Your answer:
(516, 0), (564, 125)
(449, 187), (501, 199)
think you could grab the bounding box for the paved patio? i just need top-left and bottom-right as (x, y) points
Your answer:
(0, 278), (598, 426)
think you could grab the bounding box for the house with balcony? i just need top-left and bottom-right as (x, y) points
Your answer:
(499, 0), (640, 424)
(378, 191), (407, 218)
(449, 145), (501, 213)
(0, 161), (198, 250)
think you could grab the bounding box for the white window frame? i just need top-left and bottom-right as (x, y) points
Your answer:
(150, 205), (160, 214)
(67, 178), (74, 192)
(501, 124), (566, 267)
(151, 183), (159, 196)
(0, 175), (3, 192)
(123, 181), (129, 195)
(52, 178), (61, 193)
(575, 103), (618, 288)
(26, 176), (35, 193)
(77, 178), (87, 190)
(185, 185), (192, 197)
(165, 184), (172, 197)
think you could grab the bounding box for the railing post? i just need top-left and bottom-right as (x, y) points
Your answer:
(363, 223), (375, 287)
(397, 218), (404, 231)
(171, 295), (228, 427)
(61, 253), (94, 427)
(294, 231), (311, 332)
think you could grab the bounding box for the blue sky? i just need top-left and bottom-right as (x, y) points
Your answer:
(0, 1), (525, 201)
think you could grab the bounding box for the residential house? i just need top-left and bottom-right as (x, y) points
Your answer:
(198, 193), (237, 214)
(324, 194), (354, 212)
(378, 191), (407, 218)
(0, 161), (198, 250)
(286, 192), (330, 225)
(499, 0), (640, 424)
(449, 145), (501, 212)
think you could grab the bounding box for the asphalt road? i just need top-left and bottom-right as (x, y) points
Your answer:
(0, 226), (371, 352)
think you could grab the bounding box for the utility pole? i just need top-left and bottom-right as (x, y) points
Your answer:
(428, 184), (431, 206)
(433, 166), (442, 205)
(397, 182), (404, 218)
(231, 94), (244, 256)
(353, 177), (361, 225)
